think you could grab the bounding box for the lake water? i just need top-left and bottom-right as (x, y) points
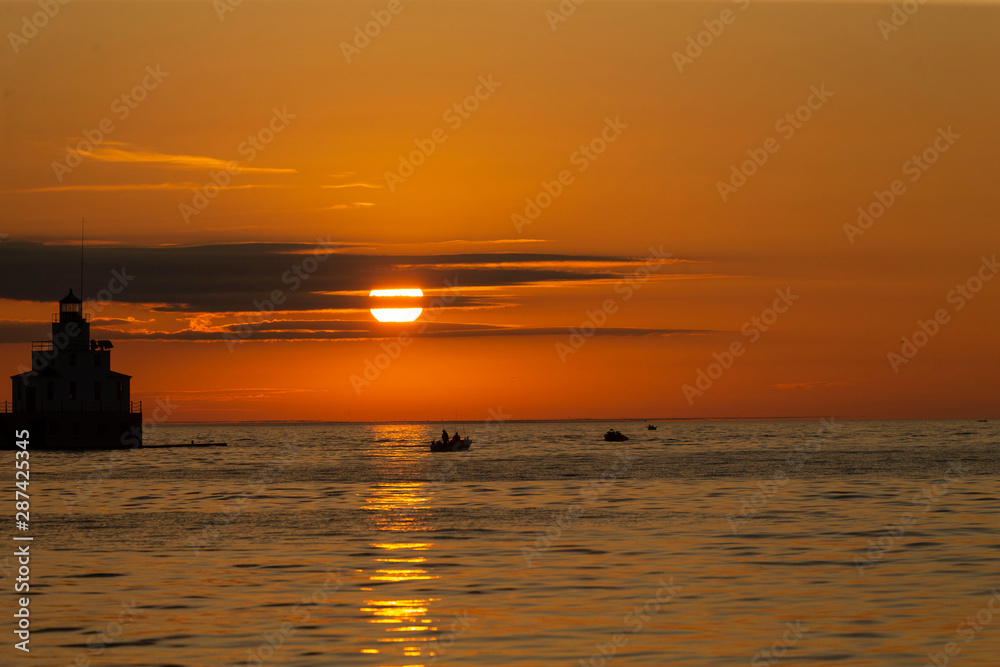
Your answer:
(11, 419), (1000, 666)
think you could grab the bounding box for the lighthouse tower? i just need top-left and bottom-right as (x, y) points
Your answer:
(2, 290), (142, 449)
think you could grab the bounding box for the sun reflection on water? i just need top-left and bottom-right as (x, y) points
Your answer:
(358, 425), (443, 665)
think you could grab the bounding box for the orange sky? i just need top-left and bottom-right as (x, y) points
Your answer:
(1, 1), (998, 421)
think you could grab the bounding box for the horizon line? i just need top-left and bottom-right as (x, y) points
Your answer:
(157, 416), (994, 425)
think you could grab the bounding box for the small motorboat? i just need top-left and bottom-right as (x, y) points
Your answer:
(646, 424), (657, 431)
(603, 429), (629, 442)
(430, 438), (471, 452)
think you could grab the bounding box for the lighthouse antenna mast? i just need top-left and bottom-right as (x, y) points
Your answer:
(80, 217), (84, 300)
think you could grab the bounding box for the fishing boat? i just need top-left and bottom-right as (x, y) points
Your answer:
(647, 424), (657, 431)
(430, 438), (471, 452)
(603, 429), (629, 442)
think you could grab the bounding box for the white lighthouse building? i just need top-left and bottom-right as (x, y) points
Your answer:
(2, 290), (142, 449)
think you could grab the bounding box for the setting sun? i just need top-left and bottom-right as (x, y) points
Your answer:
(370, 288), (423, 322)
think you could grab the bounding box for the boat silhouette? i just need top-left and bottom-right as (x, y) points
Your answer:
(430, 437), (471, 452)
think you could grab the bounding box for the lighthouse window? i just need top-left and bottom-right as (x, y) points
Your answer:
(69, 381), (76, 400)
(117, 381), (123, 400)
(46, 382), (53, 400)
(94, 382), (101, 400)
(94, 354), (101, 366)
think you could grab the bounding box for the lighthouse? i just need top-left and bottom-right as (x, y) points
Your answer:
(1, 290), (143, 449)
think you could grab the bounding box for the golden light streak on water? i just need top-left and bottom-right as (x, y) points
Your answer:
(357, 436), (443, 664)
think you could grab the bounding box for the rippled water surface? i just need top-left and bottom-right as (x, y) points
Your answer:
(12, 420), (1000, 666)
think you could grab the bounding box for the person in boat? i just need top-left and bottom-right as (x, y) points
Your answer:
(441, 429), (449, 444)
(450, 432), (461, 445)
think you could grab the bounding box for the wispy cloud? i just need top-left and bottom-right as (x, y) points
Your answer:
(333, 238), (552, 255)
(91, 322), (716, 344)
(772, 381), (847, 390)
(393, 259), (689, 271)
(43, 239), (126, 246)
(132, 387), (309, 403)
(437, 239), (548, 246)
(72, 143), (296, 174)
(7, 183), (284, 194)
(320, 202), (376, 210)
(342, 239), (549, 251)
(321, 182), (382, 189)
